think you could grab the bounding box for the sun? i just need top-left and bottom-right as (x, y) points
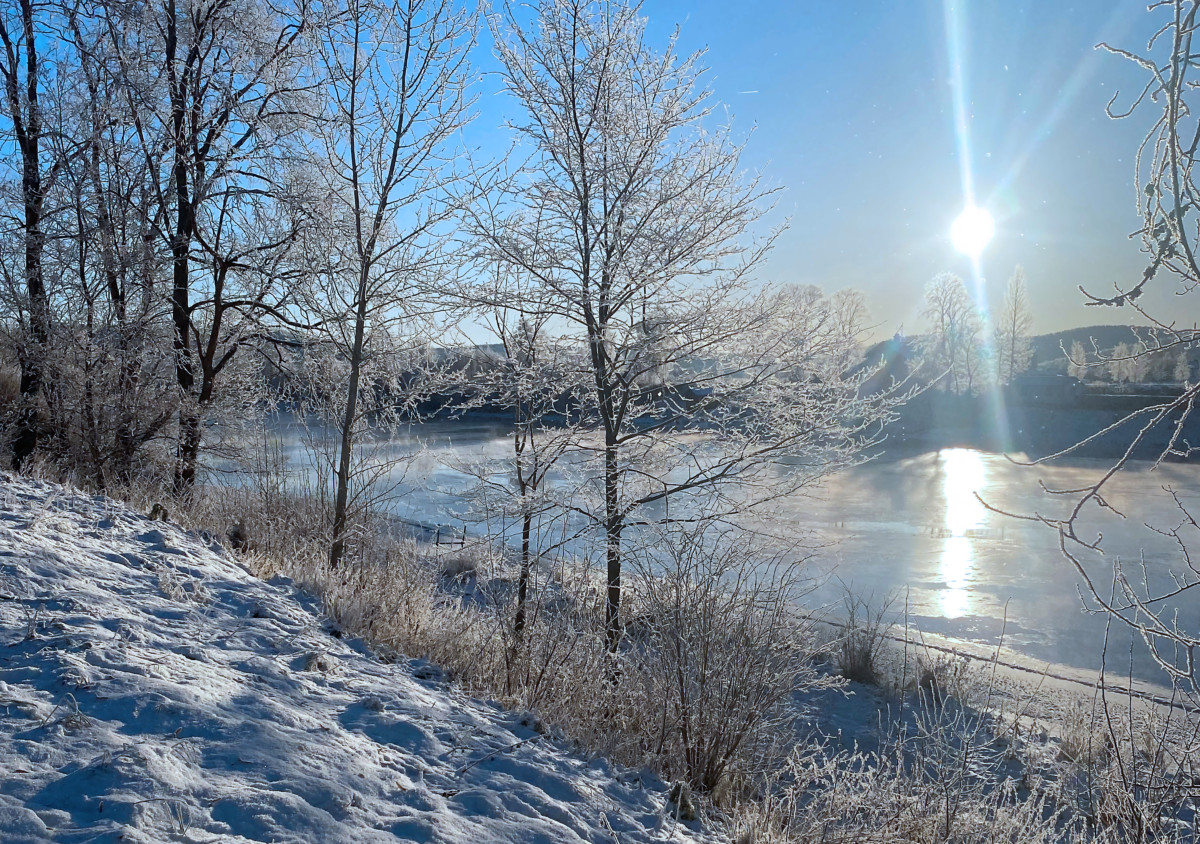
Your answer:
(950, 206), (995, 258)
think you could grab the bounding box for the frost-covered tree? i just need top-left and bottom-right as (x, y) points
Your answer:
(457, 280), (586, 637)
(98, 0), (315, 490)
(306, 0), (475, 569)
(1173, 349), (1190, 383)
(922, 273), (980, 394)
(1107, 342), (1131, 382)
(1105, 341), (1150, 383)
(1066, 339), (1088, 378)
(3, 1), (174, 483)
(475, 0), (902, 649)
(47, 6), (178, 486)
(995, 266), (1033, 384)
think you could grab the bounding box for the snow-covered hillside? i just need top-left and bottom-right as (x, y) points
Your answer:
(0, 476), (706, 843)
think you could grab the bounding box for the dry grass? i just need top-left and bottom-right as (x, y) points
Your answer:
(0, 365), (20, 411)
(837, 591), (896, 686)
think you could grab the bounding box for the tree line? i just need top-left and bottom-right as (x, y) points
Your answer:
(918, 267), (1034, 394)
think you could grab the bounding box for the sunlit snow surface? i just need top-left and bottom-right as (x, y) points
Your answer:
(0, 475), (706, 844)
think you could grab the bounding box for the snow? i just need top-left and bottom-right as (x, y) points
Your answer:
(0, 475), (709, 843)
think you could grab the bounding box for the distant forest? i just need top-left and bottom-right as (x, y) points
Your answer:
(1029, 324), (1197, 383)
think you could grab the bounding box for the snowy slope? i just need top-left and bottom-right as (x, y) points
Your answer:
(0, 476), (706, 843)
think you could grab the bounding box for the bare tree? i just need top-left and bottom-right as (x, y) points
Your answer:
(306, 0), (474, 569)
(30, 2), (183, 487)
(0, 0), (183, 485)
(1105, 341), (1153, 384)
(476, 0), (902, 650)
(100, 0), (315, 491)
(0, 0), (54, 469)
(995, 265), (1033, 384)
(455, 290), (585, 637)
(829, 288), (870, 373)
(1172, 349), (1190, 383)
(1107, 342), (1131, 383)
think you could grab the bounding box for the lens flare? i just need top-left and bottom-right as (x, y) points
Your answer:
(943, 0), (1011, 447)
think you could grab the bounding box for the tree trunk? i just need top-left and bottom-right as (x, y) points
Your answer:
(167, 0), (199, 492)
(329, 273), (370, 570)
(13, 195), (46, 470)
(176, 412), (202, 490)
(604, 438), (622, 652)
(5, 0), (48, 471)
(515, 509), (533, 634)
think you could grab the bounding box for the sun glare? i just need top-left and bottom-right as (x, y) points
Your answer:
(938, 448), (987, 619)
(950, 206), (994, 258)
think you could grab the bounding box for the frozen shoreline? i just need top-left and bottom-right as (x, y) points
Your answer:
(809, 609), (1193, 722)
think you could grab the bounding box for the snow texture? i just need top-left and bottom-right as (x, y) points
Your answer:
(0, 475), (707, 843)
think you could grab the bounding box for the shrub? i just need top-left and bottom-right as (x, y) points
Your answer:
(627, 526), (834, 797)
(837, 591), (896, 685)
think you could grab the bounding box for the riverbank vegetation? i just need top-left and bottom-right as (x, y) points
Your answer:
(109, 458), (1198, 842)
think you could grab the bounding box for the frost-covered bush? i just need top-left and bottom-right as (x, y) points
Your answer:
(733, 699), (1075, 844)
(626, 527), (834, 797)
(1047, 694), (1200, 843)
(267, 518), (835, 802)
(837, 591), (896, 686)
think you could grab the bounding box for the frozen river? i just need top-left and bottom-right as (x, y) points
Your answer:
(261, 415), (1200, 685)
(790, 447), (1198, 684)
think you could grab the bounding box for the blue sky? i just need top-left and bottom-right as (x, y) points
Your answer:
(475, 1), (1176, 338)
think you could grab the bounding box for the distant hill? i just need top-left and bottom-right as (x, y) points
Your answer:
(1029, 324), (1200, 377)
(1028, 325), (1143, 372)
(862, 326), (1146, 369)
(863, 324), (1198, 381)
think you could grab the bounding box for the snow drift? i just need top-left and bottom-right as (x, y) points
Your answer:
(0, 475), (705, 843)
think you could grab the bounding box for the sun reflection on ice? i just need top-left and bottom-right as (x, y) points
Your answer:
(938, 448), (987, 618)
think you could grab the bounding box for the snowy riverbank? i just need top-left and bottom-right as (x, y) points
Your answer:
(0, 475), (709, 843)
